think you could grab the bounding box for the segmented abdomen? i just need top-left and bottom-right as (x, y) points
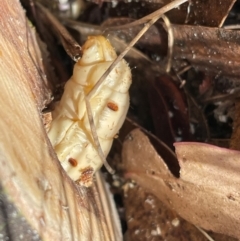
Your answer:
(48, 36), (132, 186)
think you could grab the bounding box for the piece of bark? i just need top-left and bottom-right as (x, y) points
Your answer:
(0, 0), (121, 240)
(122, 129), (240, 239)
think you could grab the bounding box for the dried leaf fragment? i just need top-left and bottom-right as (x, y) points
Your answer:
(175, 142), (240, 196)
(122, 129), (240, 239)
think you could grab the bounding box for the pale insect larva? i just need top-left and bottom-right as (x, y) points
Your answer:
(48, 35), (132, 187)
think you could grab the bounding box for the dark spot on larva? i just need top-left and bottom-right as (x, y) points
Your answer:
(68, 157), (78, 167)
(77, 166), (94, 187)
(107, 102), (118, 111)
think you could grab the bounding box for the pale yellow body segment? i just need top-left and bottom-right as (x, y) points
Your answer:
(48, 36), (132, 186)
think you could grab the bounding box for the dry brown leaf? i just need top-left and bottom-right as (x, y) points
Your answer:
(175, 142), (240, 194)
(172, 25), (240, 78)
(122, 129), (240, 239)
(147, 75), (192, 148)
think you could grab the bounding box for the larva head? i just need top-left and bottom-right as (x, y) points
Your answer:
(79, 36), (117, 64)
(73, 36), (132, 93)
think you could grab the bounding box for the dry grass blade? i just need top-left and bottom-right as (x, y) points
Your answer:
(161, 14), (174, 72)
(84, 2), (181, 174)
(195, 226), (215, 241)
(84, 97), (116, 174)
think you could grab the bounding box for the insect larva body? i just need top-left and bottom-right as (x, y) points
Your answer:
(48, 36), (132, 186)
